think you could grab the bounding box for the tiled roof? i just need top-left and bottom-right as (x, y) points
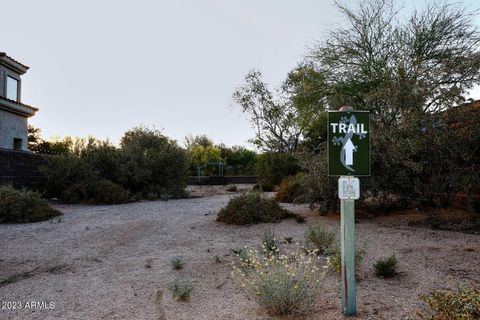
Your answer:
(0, 96), (38, 112)
(0, 52), (29, 70)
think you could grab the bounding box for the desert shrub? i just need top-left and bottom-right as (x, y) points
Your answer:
(119, 127), (189, 198)
(41, 153), (95, 198)
(61, 179), (132, 204)
(253, 180), (276, 192)
(299, 109), (480, 214)
(226, 184), (237, 192)
(170, 279), (193, 302)
(40, 127), (189, 203)
(232, 246), (329, 316)
(256, 152), (300, 185)
(171, 256), (185, 270)
(80, 142), (122, 183)
(275, 173), (306, 203)
(374, 255), (397, 278)
(304, 223), (336, 254)
(0, 185), (61, 223)
(419, 285), (480, 320)
(297, 149), (338, 213)
(260, 229), (278, 254)
(330, 246), (366, 275)
(216, 191), (294, 225)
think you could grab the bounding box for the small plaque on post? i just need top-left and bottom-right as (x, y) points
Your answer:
(338, 177), (360, 200)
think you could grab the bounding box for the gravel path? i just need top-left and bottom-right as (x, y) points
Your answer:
(0, 192), (479, 320)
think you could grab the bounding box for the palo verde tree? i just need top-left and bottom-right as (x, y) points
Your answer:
(232, 70), (304, 153)
(298, 0), (480, 211)
(310, 0), (480, 121)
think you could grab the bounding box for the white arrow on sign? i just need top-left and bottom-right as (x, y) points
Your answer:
(343, 139), (355, 165)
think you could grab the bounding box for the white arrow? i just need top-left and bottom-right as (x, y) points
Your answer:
(344, 139), (355, 165)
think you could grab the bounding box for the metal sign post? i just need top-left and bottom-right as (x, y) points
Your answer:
(339, 176), (359, 316)
(328, 107), (370, 317)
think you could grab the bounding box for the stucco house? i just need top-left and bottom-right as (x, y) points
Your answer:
(0, 52), (38, 151)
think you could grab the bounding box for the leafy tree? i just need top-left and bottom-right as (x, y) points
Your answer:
(28, 125), (71, 154)
(233, 70), (304, 153)
(119, 127), (189, 197)
(297, 0), (480, 212)
(220, 145), (257, 175)
(190, 145), (222, 167)
(310, 0), (480, 120)
(185, 134), (214, 149)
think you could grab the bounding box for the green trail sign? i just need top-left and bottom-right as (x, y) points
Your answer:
(328, 111), (370, 176)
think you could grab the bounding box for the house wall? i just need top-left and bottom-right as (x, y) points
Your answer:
(0, 64), (22, 101)
(0, 61), (29, 151)
(0, 109), (28, 150)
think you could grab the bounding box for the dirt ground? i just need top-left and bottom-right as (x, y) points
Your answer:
(1, 185), (479, 320)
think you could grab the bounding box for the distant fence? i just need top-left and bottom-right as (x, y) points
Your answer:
(187, 176), (258, 185)
(0, 149), (47, 190)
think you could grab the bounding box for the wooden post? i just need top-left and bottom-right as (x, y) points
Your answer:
(340, 189), (356, 316)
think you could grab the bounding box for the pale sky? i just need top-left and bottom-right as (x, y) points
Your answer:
(2, 0), (479, 147)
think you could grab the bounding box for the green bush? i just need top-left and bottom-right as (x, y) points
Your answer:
(41, 153), (94, 199)
(299, 109), (480, 214)
(256, 152), (300, 185)
(170, 279), (193, 302)
(220, 145), (257, 175)
(253, 180), (276, 192)
(0, 185), (61, 223)
(419, 285), (480, 320)
(61, 179), (132, 204)
(275, 173), (306, 203)
(232, 246), (329, 315)
(304, 223), (336, 254)
(217, 191), (294, 225)
(374, 255), (398, 278)
(41, 127), (189, 203)
(226, 184), (237, 192)
(171, 256), (185, 270)
(297, 148), (338, 213)
(119, 127), (189, 198)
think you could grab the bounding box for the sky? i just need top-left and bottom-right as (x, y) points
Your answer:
(2, 0), (480, 148)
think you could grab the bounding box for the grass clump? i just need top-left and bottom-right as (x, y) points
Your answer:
(304, 223), (336, 254)
(232, 246), (329, 316)
(226, 184), (237, 192)
(374, 255), (398, 278)
(216, 191), (294, 225)
(171, 256), (185, 270)
(418, 285), (480, 320)
(0, 185), (62, 223)
(170, 279), (193, 302)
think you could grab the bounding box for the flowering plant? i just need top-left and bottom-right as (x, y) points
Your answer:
(232, 245), (329, 315)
